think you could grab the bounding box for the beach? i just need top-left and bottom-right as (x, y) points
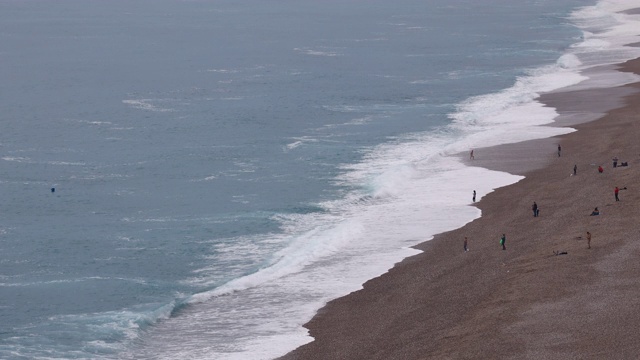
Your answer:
(280, 57), (640, 360)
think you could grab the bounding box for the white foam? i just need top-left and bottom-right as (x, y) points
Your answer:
(568, 1), (640, 69)
(48, 161), (86, 166)
(283, 137), (321, 151)
(2, 156), (31, 163)
(122, 99), (174, 112)
(206, 69), (240, 73)
(294, 47), (342, 57)
(285, 140), (302, 150)
(189, 175), (218, 182)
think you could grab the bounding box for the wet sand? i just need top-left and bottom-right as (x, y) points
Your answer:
(280, 58), (640, 360)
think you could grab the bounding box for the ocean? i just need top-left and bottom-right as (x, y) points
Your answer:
(1, 0), (640, 359)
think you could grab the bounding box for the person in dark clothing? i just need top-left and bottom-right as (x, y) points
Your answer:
(532, 202), (538, 217)
(473, 190), (476, 202)
(590, 207), (599, 216)
(573, 164), (577, 175)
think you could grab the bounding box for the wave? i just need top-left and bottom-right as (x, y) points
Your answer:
(187, 218), (363, 303)
(2, 156), (31, 163)
(122, 99), (174, 112)
(0, 276), (150, 287)
(569, 0), (640, 68)
(293, 47), (343, 57)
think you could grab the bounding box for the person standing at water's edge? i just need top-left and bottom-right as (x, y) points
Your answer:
(500, 234), (506, 250)
(473, 190), (476, 202)
(464, 237), (469, 252)
(470, 149), (474, 160)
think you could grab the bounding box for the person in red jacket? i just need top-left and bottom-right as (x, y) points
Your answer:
(615, 186), (620, 201)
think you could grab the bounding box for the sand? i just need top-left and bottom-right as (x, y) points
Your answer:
(279, 58), (640, 360)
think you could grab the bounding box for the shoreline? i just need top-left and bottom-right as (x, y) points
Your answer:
(280, 58), (640, 359)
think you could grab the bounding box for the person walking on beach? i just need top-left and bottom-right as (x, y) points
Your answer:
(473, 190), (476, 202)
(613, 156), (618, 168)
(573, 164), (577, 175)
(464, 237), (469, 252)
(500, 234), (506, 250)
(586, 231), (592, 249)
(470, 149), (474, 160)
(557, 145), (561, 157)
(532, 202), (538, 217)
(615, 186), (620, 201)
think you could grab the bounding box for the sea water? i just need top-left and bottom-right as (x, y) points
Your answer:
(1, 0), (640, 359)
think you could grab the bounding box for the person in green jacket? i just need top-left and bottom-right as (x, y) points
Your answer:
(500, 234), (506, 250)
